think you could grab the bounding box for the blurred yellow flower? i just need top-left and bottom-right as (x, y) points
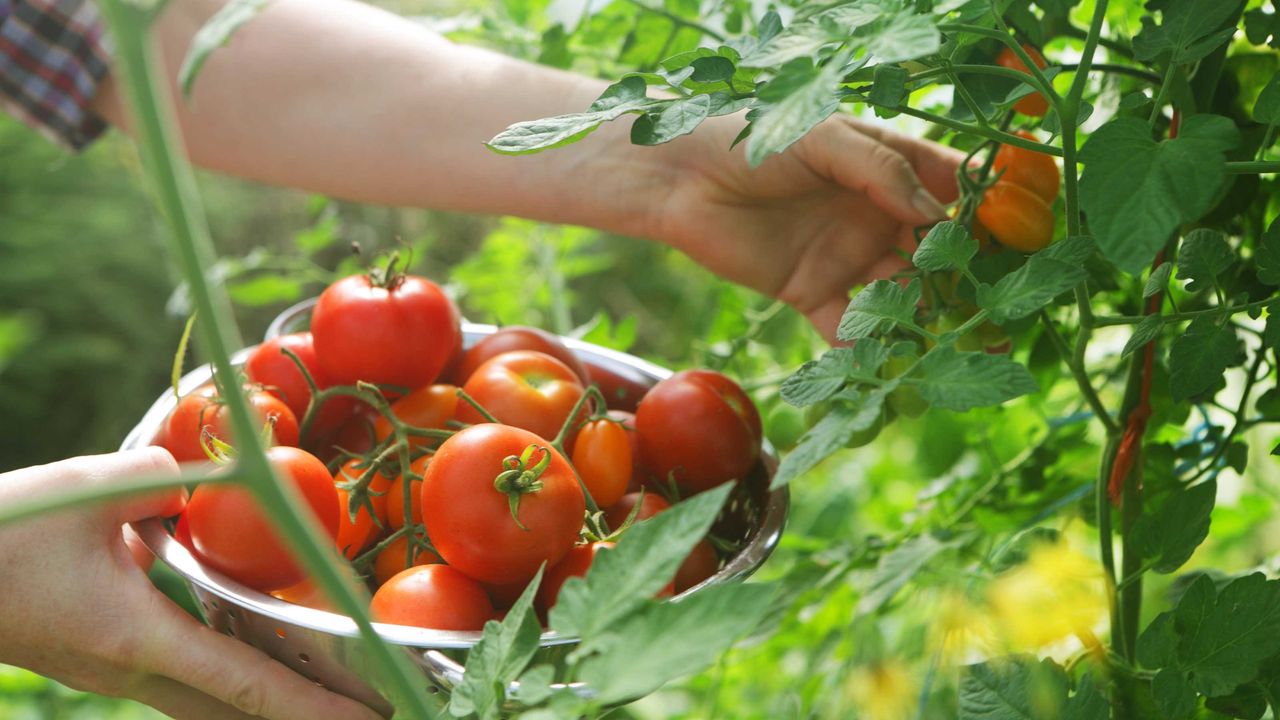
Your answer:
(987, 541), (1109, 650)
(843, 660), (917, 720)
(930, 590), (996, 664)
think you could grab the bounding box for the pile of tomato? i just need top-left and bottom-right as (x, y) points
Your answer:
(153, 269), (762, 631)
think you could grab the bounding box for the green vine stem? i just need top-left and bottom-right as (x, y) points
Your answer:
(0, 468), (228, 528)
(95, 2), (438, 716)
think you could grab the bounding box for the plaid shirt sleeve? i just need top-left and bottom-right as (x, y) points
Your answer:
(0, 0), (111, 150)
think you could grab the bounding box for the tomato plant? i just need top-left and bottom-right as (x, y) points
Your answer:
(975, 181), (1055, 253)
(996, 44), (1050, 117)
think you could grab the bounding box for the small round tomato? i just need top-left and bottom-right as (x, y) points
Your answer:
(675, 539), (719, 593)
(636, 370), (762, 494)
(186, 446), (339, 592)
(161, 386), (300, 463)
(371, 564), (494, 631)
(603, 491), (671, 531)
(765, 402), (806, 451)
(372, 384), (458, 450)
(387, 455), (430, 531)
(373, 532), (440, 586)
(607, 410), (649, 492)
(537, 541), (615, 614)
(571, 419), (631, 509)
(996, 44), (1050, 117)
(582, 357), (651, 412)
(993, 131), (1060, 204)
(882, 350), (929, 419)
(421, 424), (585, 586)
(454, 326), (589, 386)
(976, 181), (1055, 253)
(271, 579), (336, 612)
(334, 458), (394, 560)
(456, 351), (586, 442)
(244, 332), (364, 447)
(311, 272), (460, 391)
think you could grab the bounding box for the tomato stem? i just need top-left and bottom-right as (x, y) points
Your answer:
(493, 444), (552, 531)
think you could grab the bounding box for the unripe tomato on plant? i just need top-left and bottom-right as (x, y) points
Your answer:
(311, 272), (460, 391)
(882, 350), (929, 419)
(976, 181), (1055, 253)
(996, 44), (1050, 117)
(421, 424), (585, 585)
(452, 326), (589, 386)
(803, 400), (890, 449)
(372, 384), (458, 450)
(186, 446), (340, 592)
(925, 311), (984, 352)
(371, 564), (494, 631)
(993, 131), (1060, 204)
(636, 369), (762, 495)
(572, 419), (632, 508)
(456, 350), (586, 443)
(160, 385), (300, 463)
(765, 401), (806, 451)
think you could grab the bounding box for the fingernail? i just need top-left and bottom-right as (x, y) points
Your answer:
(912, 188), (948, 221)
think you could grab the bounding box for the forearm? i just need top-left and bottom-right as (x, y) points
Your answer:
(92, 0), (679, 238)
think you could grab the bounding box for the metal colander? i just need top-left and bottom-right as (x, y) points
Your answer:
(122, 301), (788, 714)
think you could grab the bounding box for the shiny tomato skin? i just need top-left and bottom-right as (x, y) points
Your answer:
(371, 564), (494, 631)
(373, 532), (440, 586)
(421, 424), (585, 585)
(373, 384), (458, 450)
(675, 539), (719, 593)
(635, 370), (762, 494)
(386, 455), (430, 531)
(603, 491), (671, 531)
(996, 45), (1050, 116)
(311, 273), (460, 391)
(454, 326), (588, 386)
(186, 446), (340, 592)
(607, 410), (649, 492)
(318, 402), (380, 462)
(993, 131), (1060, 204)
(172, 510), (195, 553)
(456, 351), (586, 442)
(333, 458), (394, 560)
(271, 579), (335, 612)
(582, 358), (651, 413)
(976, 181), (1055, 253)
(161, 386), (300, 463)
(537, 541), (615, 614)
(572, 419), (632, 509)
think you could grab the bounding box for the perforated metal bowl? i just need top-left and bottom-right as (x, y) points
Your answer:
(123, 300), (787, 714)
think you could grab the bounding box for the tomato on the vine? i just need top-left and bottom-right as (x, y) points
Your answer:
(160, 386), (300, 463)
(765, 401), (806, 451)
(334, 458), (393, 560)
(571, 419), (631, 509)
(636, 370), (762, 494)
(311, 272), (460, 391)
(185, 446), (339, 592)
(882, 350), (929, 419)
(996, 44), (1050, 117)
(456, 351), (586, 443)
(373, 531), (440, 586)
(387, 455), (430, 531)
(372, 384), (458, 450)
(603, 491), (671, 531)
(371, 564), (494, 631)
(976, 181), (1055, 253)
(452, 326), (589, 386)
(421, 424), (585, 585)
(244, 332), (363, 447)
(993, 131), (1060, 204)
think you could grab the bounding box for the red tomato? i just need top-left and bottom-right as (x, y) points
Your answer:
(334, 458), (394, 560)
(160, 386), (300, 463)
(603, 491), (671, 531)
(675, 539), (719, 593)
(186, 446), (340, 592)
(537, 541), (615, 614)
(373, 384), (458, 450)
(996, 44), (1050, 117)
(244, 332), (364, 447)
(421, 424), (585, 585)
(371, 564), (494, 631)
(582, 357), (652, 412)
(373, 532), (440, 586)
(454, 326), (588, 386)
(456, 351), (586, 442)
(271, 579), (336, 612)
(976, 181), (1055, 253)
(320, 402), (380, 461)
(172, 510), (195, 552)
(993, 131), (1060, 204)
(311, 273), (460, 391)
(572, 419), (632, 509)
(635, 370), (762, 494)
(387, 455), (430, 531)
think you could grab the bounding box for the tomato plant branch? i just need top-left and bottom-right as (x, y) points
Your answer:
(1225, 161), (1280, 174)
(620, 0), (726, 42)
(1056, 63), (1163, 85)
(1093, 298), (1272, 326)
(1186, 348), (1267, 485)
(887, 105), (1064, 156)
(1038, 310), (1118, 434)
(1147, 65), (1177, 127)
(456, 388), (500, 423)
(0, 469), (232, 529)
(942, 21), (1064, 117)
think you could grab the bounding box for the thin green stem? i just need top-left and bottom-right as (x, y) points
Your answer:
(1038, 311), (1118, 434)
(890, 106), (1064, 156)
(1226, 161), (1280, 174)
(1056, 63), (1162, 85)
(1093, 298), (1273, 326)
(948, 70), (990, 127)
(1256, 126), (1277, 162)
(1147, 65), (1177, 127)
(941, 21), (1064, 118)
(621, 0), (726, 41)
(1061, 22), (1134, 60)
(0, 470), (229, 529)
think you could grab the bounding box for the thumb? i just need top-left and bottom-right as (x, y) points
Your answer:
(26, 448), (188, 523)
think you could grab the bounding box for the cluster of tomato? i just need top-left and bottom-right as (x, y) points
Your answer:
(153, 270), (762, 631)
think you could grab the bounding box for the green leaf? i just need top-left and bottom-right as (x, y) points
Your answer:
(917, 347), (1039, 411)
(746, 58), (843, 167)
(690, 56), (736, 83)
(511, 665), (554, 706)
(1121, 315), (1164, 359)
(451, 568), (545, 720)
(1168, 316), (1237, 402)
(858, 533), (956, 614)
(1063, 672), (1110, 720)
(1266, 302), (1280, 351)
(869, 63), (909, 109)
(226, 275), (303, 306)
(771, 389), (887, 489)
(959, 657), (1068, 719)
(779, 348), (854, 407)
(487, 77), (656, 155)
(836, 279), (922, 341)
(1172, 573), (1280, 697)
(576, 582), (775, 703)
(1131, 479), (1216, 574)
(178, 0), (270, 99)
(631, 95), (712, 146)
(861, 11), (941, 62)
(1079, 115), (1239, 274)
(1254, 73), (1280, 125)
(1151, 669), (1197, 720)
(1245, 7), (1280, 48)
(740, 23), (841, 68)
(550, 484), (731, 640)
(1256, 217), (1280, 286)
(1177, 229), (1233, 293)
(976, 237), (1094, 323)
(1145, 262), (1174, 297)
(913, 221), (978, 272)
(1139, 611), (1180, 669)
(1133, 0), (1239, 63)
(816, 1), (896, 27)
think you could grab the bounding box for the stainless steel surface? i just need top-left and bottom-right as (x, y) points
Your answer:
(124, 301), (788, 709)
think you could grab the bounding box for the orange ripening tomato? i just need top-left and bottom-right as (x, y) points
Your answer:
(993, 131), (1060, 204)
(572, 419), (632, 509)
(996, 44), (1049, 117)
(976, 181), (1055, 253)
(333, 458), (394, 560)
(372, 384), (458, 450)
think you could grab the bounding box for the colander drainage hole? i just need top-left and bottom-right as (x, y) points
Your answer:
(210, 599), (220, 610)
(298, 653), (311, 663)
(226, 608), (237, 619)
(275, 628), (287, 639)
(226, 627), (236, 637)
